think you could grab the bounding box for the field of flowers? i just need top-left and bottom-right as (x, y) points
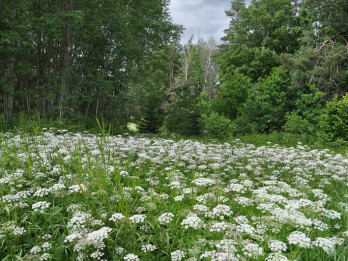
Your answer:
(0, 129), (347, 260)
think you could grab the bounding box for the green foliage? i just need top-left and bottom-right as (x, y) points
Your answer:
(283, 112), (312, 134)
(231, 0), (301, 54)
(0, 0), (178, 126)
(164, 107), (202, 137)
(220, 46), (279, 83)
(305, 0), (348, 40)
(213, 72), (251, 120)
(320, 94), (348, 141)
(164, 81), (202, 136)
(201, 112), (235, 139)
(188, 49), (205, 94)
(196, 91), (212, 115)
(291, 84), (326, 129)
(137, 85), (166, 134)
(240, 67), (294, 132)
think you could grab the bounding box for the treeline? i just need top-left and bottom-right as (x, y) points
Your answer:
(0, 0), (347, 141)
(165, 0), (348, 141)
(0, 0), (178, 128)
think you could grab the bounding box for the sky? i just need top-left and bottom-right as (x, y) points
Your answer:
(168, 0), (250, 44)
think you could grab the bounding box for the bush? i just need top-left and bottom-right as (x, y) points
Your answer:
(239, 67), (294, 132)
(201, 112), (235, 139)
(212, 72), (251, 120)
(293, 84), (326, 126)
(283, 112), (312, 134)
(319, 94), (348, 141)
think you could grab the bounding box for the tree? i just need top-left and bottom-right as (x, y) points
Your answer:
(240, 67), (294, 132)
(222, 0), (246, 42)
(197, 36), (219, 89)
(212, 72), (251, 120)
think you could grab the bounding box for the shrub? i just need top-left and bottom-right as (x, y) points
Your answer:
(212, 72), (251, 120)
(293, 84), (326, 126)
(283, 112), (312, 134)
(319, 94), (348, 141)
(201, 112), (235, 139)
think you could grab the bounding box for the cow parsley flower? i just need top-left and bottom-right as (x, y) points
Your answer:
(206, 204), (233, 220)
(181, 214), (205, 229)
(265, 253), (289, 261)
(312, 237), (336, 254)
(193, 204), (209, 214)
(242, 243), (264, 258)
(171, 250), (185, 261)
(129, 214), (146, 224)
(115, 247), (126, 255)
(287, 231), (311, 248)
(174, 195), (184, 201)
(268, 240), (287, 252)
(141, 244), (157, 252)
(32, 201), (51, 212)
(192, 178), (216, 187)
(109, 213), (126, 223)
(124, 253), (140, 261)
(40, 253), (51, 261)
(158, 212), (174, 225)
(42, 242), (52, 251)
(210, 222), (232, 232)
(13, 226), (26, 236)
(68, 184), (88, 193)
(30, 246), (42, 254)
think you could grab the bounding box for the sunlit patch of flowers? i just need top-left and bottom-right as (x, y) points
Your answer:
(0, 130), (347, 260)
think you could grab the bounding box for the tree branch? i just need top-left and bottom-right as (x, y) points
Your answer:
(316, 30), (348, 52)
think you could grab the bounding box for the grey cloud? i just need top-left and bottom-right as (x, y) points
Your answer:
(169, 0), (251, 44)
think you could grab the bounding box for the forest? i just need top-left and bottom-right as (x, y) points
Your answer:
(0, 0), (347, 141)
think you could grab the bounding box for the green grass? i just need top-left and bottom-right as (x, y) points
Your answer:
(235, 132), (348, 155)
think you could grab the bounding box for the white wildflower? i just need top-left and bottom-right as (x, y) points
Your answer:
(174, 195), (184, 201)
(109, 213), (126, 223)
(206, 204), (233, 220)
(129, 214), (146, 224)
(91, 250), (104, 259)
(312, 237), (336, 254)
(242, 243), (264, 258)
(40, 253), (51, 261)
(265, 253), (289, 261)
(287, 231), (311, 248)
(124, 253), (140, 261)
(171, 250), (185, 261)
(268, 240), (287, 252)
(30, 246), (42, 254)
(32, 201), (51, 212)
(115, 247), (126, 255)
(181, 214), (205, 229)
(42, 242), (52, 251)
(141, 244), (157, 252)
(13, 226), (26, 236)
(158, 212), (174, 225)
(192, 178), (216, 187)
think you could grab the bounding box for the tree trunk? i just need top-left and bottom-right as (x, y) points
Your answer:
(60, 0), (73, 118)
(4, 6), (17, 126)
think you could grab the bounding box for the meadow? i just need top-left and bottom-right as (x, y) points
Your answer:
(0, 129), (347, 260)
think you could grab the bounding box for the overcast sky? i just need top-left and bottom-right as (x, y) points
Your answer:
(169, 0), (250, 44)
